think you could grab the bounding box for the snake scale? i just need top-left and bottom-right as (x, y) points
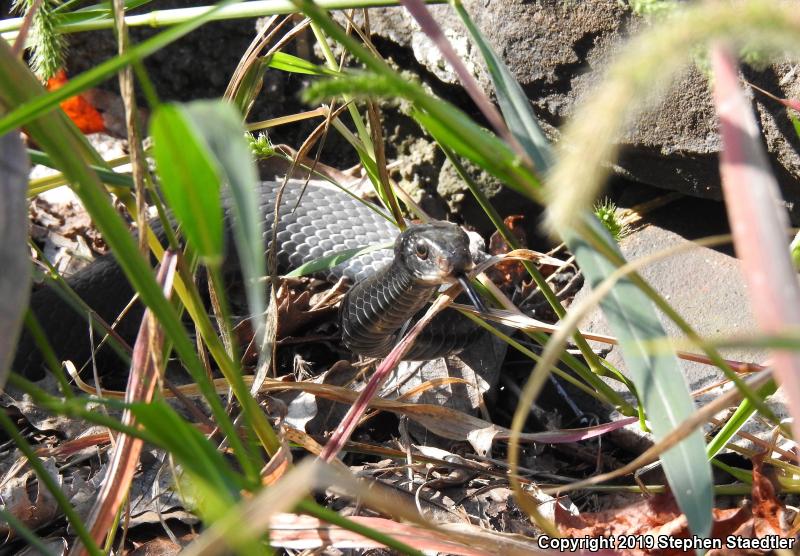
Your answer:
(13, 179), (485, 379)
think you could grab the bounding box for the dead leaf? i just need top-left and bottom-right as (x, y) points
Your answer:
(466, 425), (501, 457)
(750, 455), (784, 537)
(557, 458), (792, 556)
(235, 280), (336, 364)
(275, 282), (336, 339)
(0, 463), (60, 536)
(487, 215), (528, 285)
(18, 537), (68, 556)
(29, 195), (105, 275)
(127, 537), (184, 556)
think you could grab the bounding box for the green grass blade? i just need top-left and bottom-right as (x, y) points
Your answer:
(129, 401), (244, 499)
(449, 3), (711, 533)
(1, 0), (426, 35)
(285, 242), (392, 277)
(268, 51), (339, 76)
(54, 0), (152, 19)
(567, 215), (713, 538)
(711, 459), (753, 484)
(0, 36), (259, 483)
(150, 100), (280, 458)
(707, 379), (778, 459)
(129, 401), (261, 546)
(450, 0), (552, 172)
(151, 103), (224, 264)
(0, 410), (102, 556)
(28, 149), (135, 189)
(181, 100), (267, 350)
(304, 73), (539, 197)
(291, 0), (539, 200)
(423, 14), (620, 394)
(791, 113), (800, 140)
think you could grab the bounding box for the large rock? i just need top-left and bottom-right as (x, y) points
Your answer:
(572, 212), (784, 453)
(577, 223), (766, 396)
(361, 1), (800, 219)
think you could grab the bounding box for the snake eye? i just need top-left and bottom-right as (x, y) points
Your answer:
(414, 240), (429, 260)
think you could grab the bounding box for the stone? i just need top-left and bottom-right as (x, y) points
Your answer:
(572, 217), (785, 453)
(360, 1), (800, 220)
(579, 224), (764, 392)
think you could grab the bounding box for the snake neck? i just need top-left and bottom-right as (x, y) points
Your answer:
(339, 260), (438, 358)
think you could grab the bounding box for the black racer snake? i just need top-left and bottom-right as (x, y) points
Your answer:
(13, 179), (488, 379)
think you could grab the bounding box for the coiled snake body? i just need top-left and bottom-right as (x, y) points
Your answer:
(14, 179), (484, 379)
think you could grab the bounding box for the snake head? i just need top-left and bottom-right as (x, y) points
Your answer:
(396, 222), (475, 286)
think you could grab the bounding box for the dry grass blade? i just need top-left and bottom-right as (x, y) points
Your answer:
(543, 368), (773, 496)
(319, 290), (455, 461)
(112, 0), (148, 259)
(474, 240), (767, 373)
(711, 44), (800, 446)
(76, 372), (636, 449)
(10, 0), (41, 56)
(318, 464), (555, 556)
(80, 252), (177, 554)
(453, 304), (761, 373)
(267, 513), (491, 555)
(189, 459), (552, 555)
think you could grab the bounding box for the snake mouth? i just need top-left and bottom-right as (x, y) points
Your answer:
(457, 275), (487, 313)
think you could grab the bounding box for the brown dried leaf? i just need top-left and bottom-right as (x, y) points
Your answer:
(557, 492), (747, 556)
(235, 281), (336, 364)
(7, 390), (103, 437)
(30, 195), (106, 271)
(276, 282), (336, 338)
(126, 537), (185, 556)
(18, 537), (68, 556)
(487, 215), (528, 285)
(557, 458), (791, 556)
(0, 464), (60, 536)
(750, 455), (784, 537)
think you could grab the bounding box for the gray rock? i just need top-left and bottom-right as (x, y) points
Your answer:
(580, 224), (764, 391)
(361, 1), (800, 219)
(573, 222), (785, 452)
